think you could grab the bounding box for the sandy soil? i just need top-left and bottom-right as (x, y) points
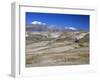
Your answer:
(26, 40), (89, 67)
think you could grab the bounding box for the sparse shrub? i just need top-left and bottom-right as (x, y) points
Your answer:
(78, 43), (84, 47)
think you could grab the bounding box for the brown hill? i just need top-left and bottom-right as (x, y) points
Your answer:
(79, 33), (89, 43)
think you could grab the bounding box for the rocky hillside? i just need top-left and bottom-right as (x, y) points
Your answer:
(25, 23), (89, 67)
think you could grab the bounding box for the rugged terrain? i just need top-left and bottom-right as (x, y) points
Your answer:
(26, 29), (89, 67)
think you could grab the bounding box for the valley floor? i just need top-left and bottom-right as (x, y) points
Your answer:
(26, 40), (89, 67)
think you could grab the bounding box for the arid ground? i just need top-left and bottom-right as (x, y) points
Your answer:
(26, 31), (89, 67)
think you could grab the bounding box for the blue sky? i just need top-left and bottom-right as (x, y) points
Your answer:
(26, 12), (90, 31)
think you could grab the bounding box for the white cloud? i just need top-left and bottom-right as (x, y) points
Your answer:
(31, 21), (46, 25)
(69, 27), (77, 30)
(65, 26), (77, 30)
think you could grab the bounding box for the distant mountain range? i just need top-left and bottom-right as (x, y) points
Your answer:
(26, 21), (80, 32)
(26, 21), (89, 45)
